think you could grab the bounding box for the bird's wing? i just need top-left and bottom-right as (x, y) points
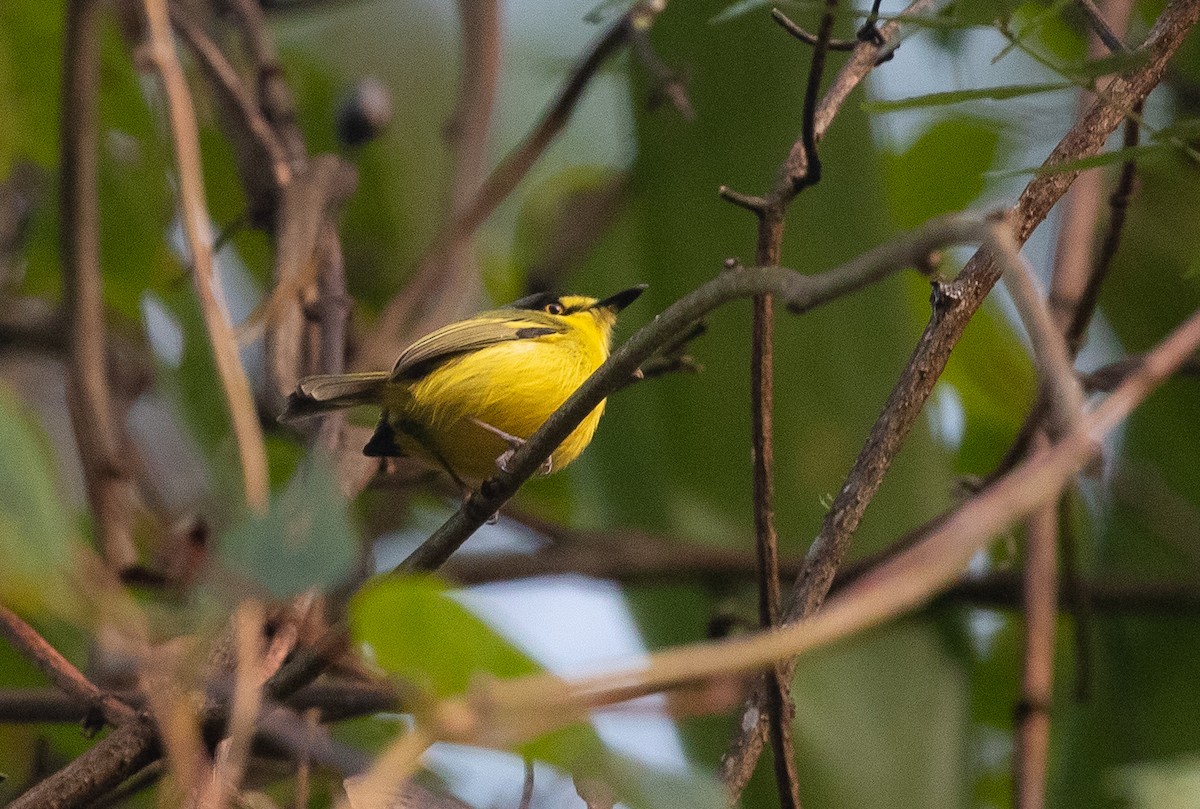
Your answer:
(389, 310), (565, 381)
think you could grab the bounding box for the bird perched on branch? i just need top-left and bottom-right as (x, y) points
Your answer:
(282, 286), (647, 488)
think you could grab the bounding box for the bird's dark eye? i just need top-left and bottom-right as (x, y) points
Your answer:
(545, 302), (565, 315)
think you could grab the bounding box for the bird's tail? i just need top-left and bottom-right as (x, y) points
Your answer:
(280, 372), (390, 422)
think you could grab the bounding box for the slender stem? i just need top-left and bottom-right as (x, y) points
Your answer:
(0, 604), (135, 728)
(750, 211), (800, 809)
(1065, 110), (1141, 353)
(141, 0), (270, 511)
(1013, 467), (1060, 809)
(992, 221), (1086, 437)
(772, 9), (859, 50)
(60, 0), (140, 570)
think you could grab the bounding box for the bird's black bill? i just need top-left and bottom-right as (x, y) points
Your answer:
(593, 284), (648, 313)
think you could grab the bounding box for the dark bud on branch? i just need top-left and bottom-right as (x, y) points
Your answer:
(336, 77), (394, 148)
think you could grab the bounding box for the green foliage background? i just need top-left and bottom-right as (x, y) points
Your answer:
(1, 0), (1199, 806)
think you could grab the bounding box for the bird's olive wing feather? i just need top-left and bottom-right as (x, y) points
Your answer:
(389, 310), (565, 381)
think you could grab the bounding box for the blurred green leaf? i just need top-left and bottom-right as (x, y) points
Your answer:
(1111, 756), (1200, 808)
(883, 116), (1000, 229)
(511, 165), (627, 294)
(782, 620), (971, 809)
(0, 381), (83, 617)
(1069, 50), (1149, 80)
(351, 576), (724, 809)
(991, 142), (1175, 178)
(352, 576), (542, 698)
(220, 455), (357, 597)
(863, 82), (1072, 113)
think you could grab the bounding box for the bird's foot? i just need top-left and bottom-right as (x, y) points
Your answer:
(471, 418), (552, 475)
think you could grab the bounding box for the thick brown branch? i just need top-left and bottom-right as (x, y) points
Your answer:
(10, 720), (160, 809)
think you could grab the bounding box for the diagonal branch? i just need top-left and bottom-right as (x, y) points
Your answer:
(0, 604), (135, 728)
(346, 301), (1200, 806)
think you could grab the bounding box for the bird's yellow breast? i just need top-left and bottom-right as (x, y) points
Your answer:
(381, 321), (610, 481)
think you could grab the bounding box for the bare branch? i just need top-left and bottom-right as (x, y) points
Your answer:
(0, 604), (135, 728)
(1014, 482), (1060, 809)
(1064, 111), (1141, 352)
(140, 0), (270, 511)
(992, 221), (1086, 437)
(168, 3), (292, 220)
(60, 0), (141, 570)
(1077, 0), (1131, 53)
(772, 9), (859, 51)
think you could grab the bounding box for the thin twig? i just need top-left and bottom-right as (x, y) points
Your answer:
(772, 9), (859, 50)
(721, 0), (871, 796)
(992, 221), (1086, 438)
(226, 0), (308, 167)
(259, 155), (357, 413)
(1077, 0), (1131, 53)
(519, 758), (536, 809)
(60, 0), (141, 570)
(1047, 0), (1136, 341)
(140, 0), (270, 511)
(719, 0), (933, 791)
(198, 602), (265, 809)
(168, 3), (292, 218)
(1081, 353), (1200, 390)
(628, 27), (695, 119)
(0, 604), (136, 728)
(1065, 111), (1141, 352)
(315, 227), (352, 452)
(795, 0), (840, 190)
(1013, 464), (1059, 809)
(0, 677), (401, 726)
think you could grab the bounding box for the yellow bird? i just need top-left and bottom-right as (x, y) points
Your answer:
(282, 286), (646, 486)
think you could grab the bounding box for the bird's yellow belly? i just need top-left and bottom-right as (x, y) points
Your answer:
(382, 338), (607, 481)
